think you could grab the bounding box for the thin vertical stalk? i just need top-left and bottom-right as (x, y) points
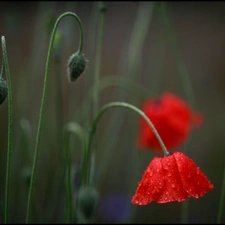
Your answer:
(90, 2), (106, 186)
(217, 166), (225, 224)
(63, 122), (87, 223)
(160, 2), (197, 223)
(25, 12), (84, 223)
(1, 36), (13, 224)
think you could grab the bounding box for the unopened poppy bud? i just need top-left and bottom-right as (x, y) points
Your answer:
(67, 52), (87, 82)
(0, 77), (7, 105)
(76, 186), (99, 219)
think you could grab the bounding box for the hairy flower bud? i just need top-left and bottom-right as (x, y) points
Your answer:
(67, 52), (87, 82)
(0, 77), (7, 105)
(76, 186), (99, 219)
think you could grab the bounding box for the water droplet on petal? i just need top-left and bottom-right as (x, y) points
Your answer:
(171, 183), (175, 188)
(165, 191), (169, 195)
(149, 171), (153, 176)
(197, 170), (199, 175)
(195, 193), (199, 198)
(168, 173), (171, 177)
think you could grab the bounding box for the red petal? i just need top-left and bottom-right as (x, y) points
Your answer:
(132, 155), (189, 205)
(159, 155), (189, 203)
(131, 157), (165, 205)
(137, 92), (203, 152)
(173, 152), (213, 198)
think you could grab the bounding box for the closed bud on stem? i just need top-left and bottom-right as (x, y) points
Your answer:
(76, 186), (99, 219)
(0, 77), (7, 105)
(67, 52), (87, 82)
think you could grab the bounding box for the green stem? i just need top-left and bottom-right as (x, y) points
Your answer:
(91, 1), (106, 186)
(93, 1), (106, 116)
(127, 1), (154, 81)
(217, 166), (225, 223)
(63, 122), (87, 223)
(64, 131), (72, 224)
(160, 3), (198, 223)
(160, 2), (196, 109)
(81, 101), (169, 186)
(0, 59), (5, 78)
(79, 75), (152, 123)
(25, 12), (84, 223)
(1, 36), (13, 224)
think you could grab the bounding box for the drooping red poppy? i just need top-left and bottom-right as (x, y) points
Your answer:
(137, 92), (203, 152)
(131, 152), (213, 205)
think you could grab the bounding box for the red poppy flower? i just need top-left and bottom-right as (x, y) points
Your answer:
(137, 92), (203, 152)
(131, 152), (213, 205)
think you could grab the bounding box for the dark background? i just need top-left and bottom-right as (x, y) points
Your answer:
(0, 1), (223, 223)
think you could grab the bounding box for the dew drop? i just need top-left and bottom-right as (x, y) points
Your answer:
(168, 173), (171, 177)
(188, 173), (191, 178)
(197, 170), (200, 175)
(157, 169), (159, 172)
(189, 188), (192, 192)
(165, 191), (169, 195)
(149, 171), (153, 176)
(171, 183), (175, 188)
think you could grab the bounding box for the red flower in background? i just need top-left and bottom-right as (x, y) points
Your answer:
(131, 152), (213, 205)
(137, 92), (203, 152)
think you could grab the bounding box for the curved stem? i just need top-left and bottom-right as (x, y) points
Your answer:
(79, 75), (152, 123)
(1, 36), (13, 224)
(26, 12), (84, 223)
(81, 101), (169, 186)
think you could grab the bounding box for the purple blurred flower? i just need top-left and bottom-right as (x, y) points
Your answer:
(98, 193), (131, 222)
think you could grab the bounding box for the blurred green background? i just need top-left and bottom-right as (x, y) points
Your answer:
(0, 1), (224, 223)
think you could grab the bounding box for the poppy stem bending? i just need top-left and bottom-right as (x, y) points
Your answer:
(81, 101), (169, 186)
(1, 36), (13, 224)
(25, 12), (84, 223)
